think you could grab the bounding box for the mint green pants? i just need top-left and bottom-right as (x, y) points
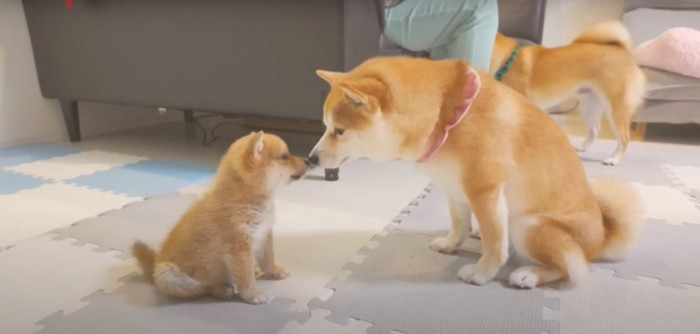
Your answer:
(384, 0), (499, 71)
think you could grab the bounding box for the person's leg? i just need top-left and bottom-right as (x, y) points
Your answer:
(384, 0), (499, 71)
(383, 0), (478, 53)
(429, 0), (499, 71)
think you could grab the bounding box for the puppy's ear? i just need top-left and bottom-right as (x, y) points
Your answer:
(251, 131), (265, 159)
(338, 82), (369, 106)
(316, 70), (346, 85)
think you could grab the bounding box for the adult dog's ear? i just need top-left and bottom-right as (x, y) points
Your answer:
(337, 82), (370, 106)
(316, 70), (346, 85)
(443, 66), (481, 130)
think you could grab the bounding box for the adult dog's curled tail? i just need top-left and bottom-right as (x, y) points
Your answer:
(573, 21), (632, 51)
(589, 177), (645, 261)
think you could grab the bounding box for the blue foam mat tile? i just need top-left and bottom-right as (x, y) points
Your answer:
(0, 170), (49, 195)
(69, 159), (215, 197)
(0, 144), (82, 168)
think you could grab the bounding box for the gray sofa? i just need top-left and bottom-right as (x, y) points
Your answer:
(623, 0), (700, 125)
(23, 0), (383, 142)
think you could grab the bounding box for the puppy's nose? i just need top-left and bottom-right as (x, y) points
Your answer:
(304, 159), (311, 167)
(307, 154), (319, 166)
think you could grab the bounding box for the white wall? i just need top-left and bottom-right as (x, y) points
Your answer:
(542, 0), (625, 47)
(0, 0), (179, 148)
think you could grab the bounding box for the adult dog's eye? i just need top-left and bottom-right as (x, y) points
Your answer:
(280, 153), (290, 160)
(334, 128), (345, 136)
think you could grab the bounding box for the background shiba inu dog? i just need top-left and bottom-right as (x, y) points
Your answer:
(309, 56), (644, 288)
(132, 132), (307, 304)
(490, 21), (647, 166)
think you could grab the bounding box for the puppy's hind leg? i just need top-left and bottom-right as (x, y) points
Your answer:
(228, 244), (268, 304)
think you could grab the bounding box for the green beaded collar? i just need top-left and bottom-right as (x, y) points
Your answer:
(495, 46), (520, 81)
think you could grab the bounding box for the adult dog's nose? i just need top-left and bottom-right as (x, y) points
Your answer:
(307, 154), (319, 166)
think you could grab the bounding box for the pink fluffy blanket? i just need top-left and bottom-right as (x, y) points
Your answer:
(634, 27), (700, 79)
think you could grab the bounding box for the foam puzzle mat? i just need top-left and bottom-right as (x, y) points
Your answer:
(1, 139), (699, 334)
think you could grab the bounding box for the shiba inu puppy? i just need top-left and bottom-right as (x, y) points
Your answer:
(309, 56), (644, 288)
(132, 131), (307, 303)
(490, 21), (646, 165)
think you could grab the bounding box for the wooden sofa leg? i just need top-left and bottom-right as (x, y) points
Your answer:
(325, 168), (339, 181)
(631, 122), (647, 141)
(183, 109), (195, 123)
(60, 100), (81, 142)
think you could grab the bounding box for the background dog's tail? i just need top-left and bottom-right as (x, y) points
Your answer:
(573, 21), (632, 51)
(132, 241), (156, 278)
(590, 177), (645, 261)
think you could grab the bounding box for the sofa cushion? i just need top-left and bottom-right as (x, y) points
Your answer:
(643, 67), (700, 101)
(634, 27), (700, 79)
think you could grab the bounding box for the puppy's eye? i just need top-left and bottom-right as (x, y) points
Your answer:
(334, 128), (345, 136)
(280, 153), (290, 161)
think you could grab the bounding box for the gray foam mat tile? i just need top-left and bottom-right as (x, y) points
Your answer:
(309, 232), (558, 334)
(544, 268), (700, 334)
(389, 185), (452, 237)
(594, 219), (700, 289)
(37, 274), (310, 334)
(50, 193), (197, 258)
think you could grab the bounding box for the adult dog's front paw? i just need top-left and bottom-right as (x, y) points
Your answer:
(457, 263), (497, 285)
(429, 236), (459, 254)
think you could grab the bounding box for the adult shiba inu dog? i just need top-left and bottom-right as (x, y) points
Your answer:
(308, 56), (644, 288)
(490, 21), (646, 166)
(132, 132), (307, 303)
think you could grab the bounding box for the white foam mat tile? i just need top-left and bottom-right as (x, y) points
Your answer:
(0, 235), (136, 334)
(633, 183), (700, 225)
(663, 164), (700, 202)
(0, 183), (139, 246)
(544, 268), (700, 334)
(4, 150), (146, 181)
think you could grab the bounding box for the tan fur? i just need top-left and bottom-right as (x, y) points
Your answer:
(132, 132), (307, 303)
(310, 56), (645, 288)
(490, 21), (647, 166)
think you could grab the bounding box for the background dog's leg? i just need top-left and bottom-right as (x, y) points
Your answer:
(576, 95), (603, 152)
(602, 98), (632, 166)
(457, 185), (508, 285)
(429, 197), (471, 254)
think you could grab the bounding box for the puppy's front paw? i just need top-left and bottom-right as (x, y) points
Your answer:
(429, 236), (458, 254)
(239, 288), (269, 305)
(264, 265), (289, 280)
(457, 264), (496, 286)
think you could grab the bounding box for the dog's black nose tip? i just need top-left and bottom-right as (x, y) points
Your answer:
(307, 154), (319, 166)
